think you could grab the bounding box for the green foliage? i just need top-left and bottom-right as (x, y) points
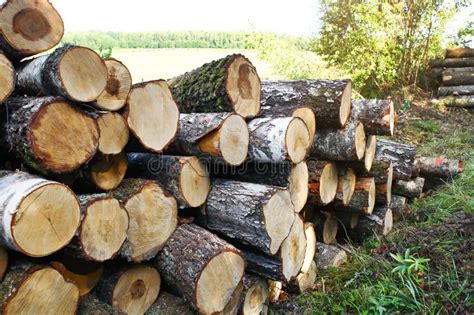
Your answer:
(449, 18), (474, 47)
(99, 47), (112, 59)
(315, 0), (466, 97)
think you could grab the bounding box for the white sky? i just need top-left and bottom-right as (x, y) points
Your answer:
(52, 0), (320, 36)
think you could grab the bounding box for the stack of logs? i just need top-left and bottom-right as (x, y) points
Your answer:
(430, 47), (474, 108)
(0, 0), (465, 314)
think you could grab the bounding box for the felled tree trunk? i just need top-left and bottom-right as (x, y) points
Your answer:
(393, 177), (425, 198)
(0, 52), (14, 103)
(125, 80), (179, 153)
(364, 135), (377, 171)
(391, 195), (408, 222)
(94, 264), (161, 315)
(335, 167), (357, 207)
(311, 211), (338, 245)
(375, 139), (417, 180)
(238, 275), (270, 315)
(446, 48), (474, 58)
(0, 0), (64, 62)
(437, 85), (474, 96)
(300, 223), (317, 274)
(153, 224), (245, 314)
(95, 58), (132, 111)
(248, 117), (311, 164)
(307, 160), (338, 205)
(111, 179), (178, 262)
(311, 120), (366, 161)
(335, 212), (360, 230)
(332, 177), (376, 215)
(442, 71), (474, 86)
(168, 54), (261, 118)
(430, 57), (474, 68)
(211, 161), (309, 213)
(79, 152), (128, 191)
(260, 80), (353, 129)
(417, 156), (464, 178)
(77, 295), (125, 315)
(0, 97), (99, 174)
(0, 261), (79, 315)
(288, 260), (317, 294)
(315, 243), (348, 270)
(348, 207), (393, 241)
(439, 96), (474, 108)
(127, 153), (210, 208)
(145, 291), (194, 315)
(0, 247), (7, 281)
(375, 182), (392, 207)
(50, 260), (103, 297)
(96, 112), (129, 155)
(66, 194), (129, 262)
(241, 215), (307, 283)
(198, 179), (295, 255)
(351, 99), (396, 136)
(0, 170), (80, 257)
(16, 45), (107, 102)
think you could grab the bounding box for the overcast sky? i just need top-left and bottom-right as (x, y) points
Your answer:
(52, 0), (472, 38)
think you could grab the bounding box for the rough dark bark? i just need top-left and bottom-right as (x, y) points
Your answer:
(331, 177), (375, 215)
(417, 156), (464, 178)
(315, 242), (348, 271)
(390, 195), (408, 222)
(442, 71), (474, 86)
(0, 96), (99, 174)
(446, 48), (474, 58)
(77, 295), (125, 315)
(438, 85), (474, 96)
(241, 249), (291, 283)
(260, 80), (352, 128)
(153, 224), (245, 314)
(375, 139), (417, 180)
(347, 207), (393, 241)
(168, 54), (260, 118)
(145, 291), (194, 315)
(307, 160), (338, 206)
(342, 160), (392, 182)
(430, 57), (474, 68)
(375, 183), (391, 206)
(393, 177), (425, 198)
(351, 99), (395, 136)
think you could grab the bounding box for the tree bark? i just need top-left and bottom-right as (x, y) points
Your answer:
(390, 195), (408, 222)
(351, 99), (395, 136)
(438, 96), (474, 108)
(260, 79), (352, 129)
(446, 48), (474, 58)
(0, 247), (7, 281)
(238, 275), (270, 315)
(110, 178), (178, 262)
(438, 85), (474, 96)
(145, 291), (194, 315)
(442, 71), (474, 86)
(375, 139), (417, 180)
(168, 54), (261, 118)
(429, 57), (474, 68)
(375, 183), (391, 207)
(127, 153), (210, 208)
(16, 44), (107, 102)
(393, 177), (425, 198)
(95, 58), (132, 111)
(331, 177), (376, 215)
(0, 52), (14, 103)
(153, 224), (245, 314)
(77, 295), (125, 315)
(347, 207), (393, 241)
(307, 160), (338, 205)
(0, 170), (80, 257)
(315, 242), (348, 270)
(311, 120), (366, 161)
(197, 179), (295, 255)
(417, 156), (464, 178)
(0, 96), (99, 174)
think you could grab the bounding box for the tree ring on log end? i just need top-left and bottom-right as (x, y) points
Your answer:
(180, 156), (210, 207)
(58, 47), (107, 102)
(354, 122), (366, 160)
(339, 81), (352, 127)
(97, 112), (129, 155)
(286, 117), (311, 163)
(383, 208), (393, 236)
(218, 114), (249, 166)
(0, 53), (15, 103)
(243, 279), (269, 314)
(12, 183), (80, 257)
(367, 178), (376, 215)
(288, 161), (309, 213)
(281, 215), (307, 282)
(323, 214), (338, 244)
(226, 55), (261, 118)
(1, 0), (64, 53)
(293, 107), (316, 141)
(389, 101), (395, 136)
(3, 267), (79, 315)
(96, 59), (132, 111)
(80, 197), (128, 262)
(90, 152), (128, 191)
(341, 168), (356, 206)
(196, 250), (245, 314)
(365, 135), (376, 171)
(112, 265), (161, 315)
(386, 162), (393, 207)
(320, 162), (338, 205)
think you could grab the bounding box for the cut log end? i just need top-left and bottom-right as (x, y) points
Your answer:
(196, 250), (245, 314)
(3, 267), (79, 315)
(323, 213), (338, 244)
(0, 247), (8, 280)
(30, 99), (99, 173)
(50, 261), (103, 296)
(13, 183), (80, 257)
(296, 260), (317, 293)
(112, 265), (161, 315)
(226, 55), (261, 118)
(127, 81), (179, 152)
(1, 0), (64, 55)
(96, 58), (132, 111)
(180, 156), (210, 207)
(320, 162), (338, 204)
(288, 161), (309, 213)
(386, 163), (393, 206)
(286, 117), (311, 163)
(90, 152), (128, 191)
(383, 208), (393, 236)
(97, 112), (129, 155)
(80, 197), (129, 261)
(340, 168), (357, 206)
(293, 107), (316, 141)
(355, 122), (366, 160)
(0, 52), (14, 103)
(300, 223), (316, 274)
(388, 102), (395, 136)
(242, 278), (269, 315)
(340, 81), (352, 127)
(59, 47), (108, 102)
(365, 135), (376, 171)
(361, 177), (376, 214)
(264, 189), (295, 254)
(280, 215), (307, 282)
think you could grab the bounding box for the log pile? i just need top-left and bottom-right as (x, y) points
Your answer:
(429, 48), (474, 108)
(0, 1), (465, 313)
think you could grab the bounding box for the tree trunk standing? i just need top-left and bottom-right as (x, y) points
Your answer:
(348, 207), (393, 241)
(438, 85), (474, 96)
(110, 179), (178, 262)
(260, 79), (353, 129)
(332, 177), (376, 215)
(247, 117), (311, 164)
(307, 160), (338, 206)
(0, 97), (99, 174)
(16, 45), (107, 102)
(351, 99), (396, 136)
(0, 0), (64, 63)
(94, 264), (161, 315)
(438, 96), (474, 108)
(166, 113), (249, 166)
(417, 156), (464, 178)
(430, 57), (474, 68)
(65, 194), (128, 262)
(375, 139), (417, 180)
(240, 215), (306, 283)
(145, 291), (194, 315)
(124, 80), (179, 153)
(315, 243), (348, 271)
(50, 260), (103, 297)
(96, 112), (129, 155)
(311, 120), (366, 161)
(311, 211), (338, 245)
(153, 224), (245, 314)
(79, 152), (128, 191)
(168, 54), (261, 118)
(0, 261), (79, 315)
(446, 48), (474, 58)
(390, 195), (408, 222)
(77, 295), (125, 315)
(94, 58), (132, 111)
(237, 275), (270, 315)
(0, 52), (14, 103)
(211, 161), (309, 213)
(442, 71), (474, 86)
(198, 179), (295, 255)
(0, 170), (80, 257)
(127, 153), (210, 208)
(393, 177), (425, 198)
